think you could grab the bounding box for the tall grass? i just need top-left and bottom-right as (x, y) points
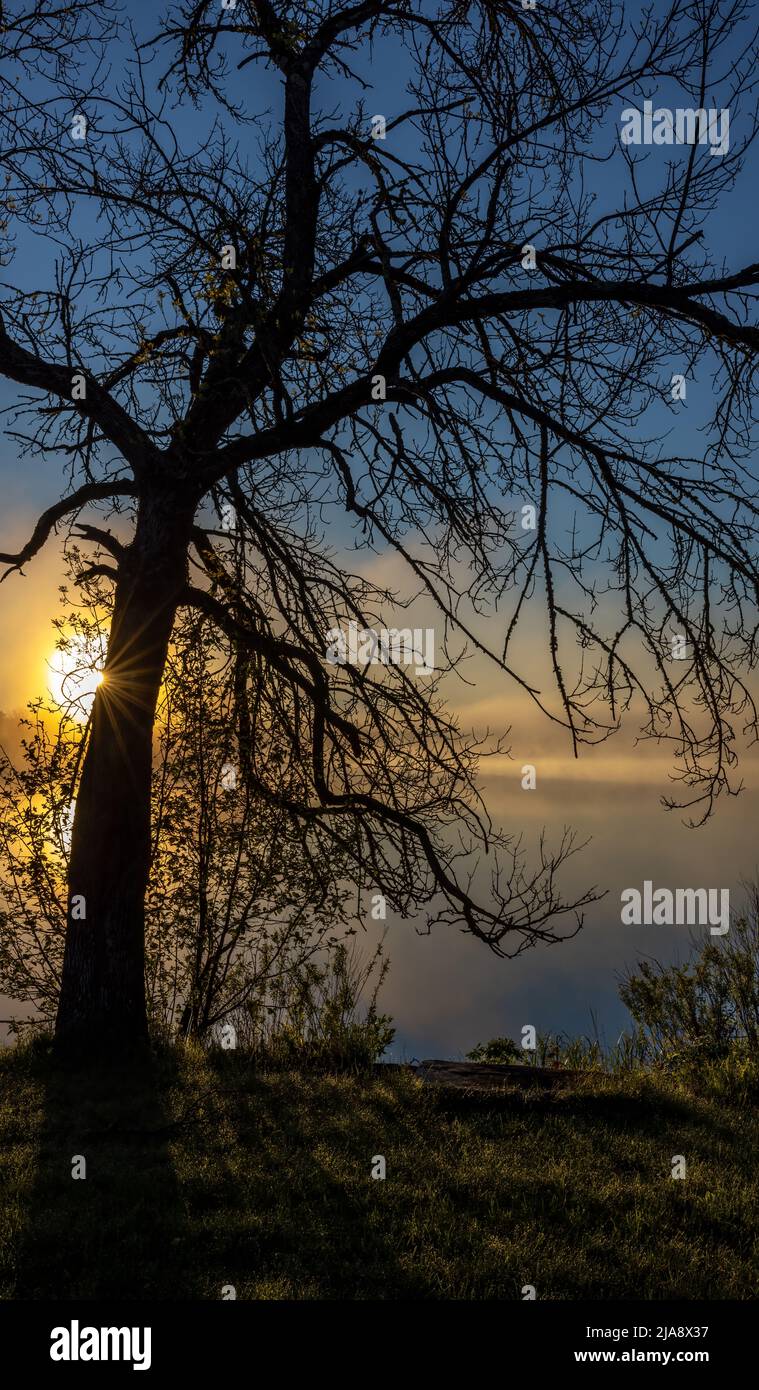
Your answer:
(208, 937), (395, 1071)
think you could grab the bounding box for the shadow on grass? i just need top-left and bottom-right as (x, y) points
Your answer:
(8, 1046), (753, 1300)
(426, 1076), (739, 1142)
(10, 1043), (434, 1300)
(13, 1041), (191, 1299)
(167, 1051), (436, 1299)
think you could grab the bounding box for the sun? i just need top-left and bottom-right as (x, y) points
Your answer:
(47, 636), (105, 721)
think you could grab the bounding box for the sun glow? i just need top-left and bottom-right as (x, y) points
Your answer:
(47, 637), (105, 721)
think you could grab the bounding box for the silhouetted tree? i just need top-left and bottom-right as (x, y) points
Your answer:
(1, 0), (758, 1052)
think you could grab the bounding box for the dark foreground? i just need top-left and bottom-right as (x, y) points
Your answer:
(1, 1041), (757, 1300)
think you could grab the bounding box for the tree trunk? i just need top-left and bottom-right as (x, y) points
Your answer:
(54, 485), (195, 1057)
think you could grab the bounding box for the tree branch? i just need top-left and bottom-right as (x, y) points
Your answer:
(0, 481), (136, 581)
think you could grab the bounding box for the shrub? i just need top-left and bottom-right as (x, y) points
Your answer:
(620, 884), (759, 1069)
(466, 1036), (521, 1064)
(212, 937), (395, 1071)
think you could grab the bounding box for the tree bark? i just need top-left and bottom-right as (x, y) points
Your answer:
(54, 484), (195, 1056)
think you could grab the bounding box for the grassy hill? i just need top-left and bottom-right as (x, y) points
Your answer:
(1, 1040), (757, 1300)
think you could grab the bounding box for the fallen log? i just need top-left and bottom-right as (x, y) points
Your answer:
(415, 1059), (584, 1091)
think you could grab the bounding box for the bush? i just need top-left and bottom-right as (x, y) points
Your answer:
(212, 937), (395, 1072)
(620, 884), (759, 1070)
(466, 1036), (521, 1064)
